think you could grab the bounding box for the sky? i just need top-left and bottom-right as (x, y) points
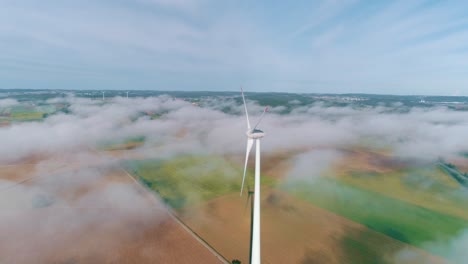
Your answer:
(0, 0), (468, 95)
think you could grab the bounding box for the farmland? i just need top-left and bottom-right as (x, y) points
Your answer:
(124, 156), (276, 210)
(284, 177), (468, 256)
(2, 90), (468, 263)
(99, 136), (146, 151)
(123, 148), (467, 263)
(0, 152), (223, 264)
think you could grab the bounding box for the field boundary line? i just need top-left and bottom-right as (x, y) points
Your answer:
(119, 166), (230, 264)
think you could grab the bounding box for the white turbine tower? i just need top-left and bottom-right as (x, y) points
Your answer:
(126, 91), (129, 99)
(102, 91), (105, 101)
(240, 88), (267, 264)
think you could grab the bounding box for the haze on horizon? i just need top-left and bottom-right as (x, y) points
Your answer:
(1, 0), (467, 95)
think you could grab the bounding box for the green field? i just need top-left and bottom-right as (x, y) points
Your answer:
(10, 111), (46, 121)
(283, 177), (468, 257)
(99, 136), (146, 150)
(124, 156), (275, 209)
(124, 153), (467, 260)
(339, 167), (468, 220)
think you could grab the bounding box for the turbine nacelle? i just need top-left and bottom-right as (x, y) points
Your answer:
(246, 129), (265, 139)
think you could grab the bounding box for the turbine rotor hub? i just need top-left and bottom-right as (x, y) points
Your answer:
(246, 129), (265, 139)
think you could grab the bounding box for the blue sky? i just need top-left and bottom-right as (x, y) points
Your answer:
(1, 0), (467, 95)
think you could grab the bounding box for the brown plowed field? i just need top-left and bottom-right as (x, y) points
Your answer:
(181, 190), (444, 264)
(0, 153), (222, 264)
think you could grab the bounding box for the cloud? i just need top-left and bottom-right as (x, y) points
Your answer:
(1, 94), (468, 163)
(393, 229), (468, 263)
(0, 98), (19, 107)
(443, 229), (468, 263)
(286, 149), (343, 182)
(0, 150), (167, 263)
(1, 94), (468, 262)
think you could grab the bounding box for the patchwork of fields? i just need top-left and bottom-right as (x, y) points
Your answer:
(2, 92), (468, 263)
(0, 152), (223, 264)
(124, 149), (468, 263)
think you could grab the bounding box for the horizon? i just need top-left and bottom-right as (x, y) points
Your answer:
(2, 88), (468, 98)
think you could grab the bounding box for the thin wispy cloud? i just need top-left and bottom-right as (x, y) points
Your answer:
(0, 0), (467, 94)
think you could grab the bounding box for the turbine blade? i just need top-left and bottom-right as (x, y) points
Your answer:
(241, 138), (254, 196)
(253, 106), (269, 130)
(241, 87), (251, 130)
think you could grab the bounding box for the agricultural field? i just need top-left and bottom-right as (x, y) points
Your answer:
(124, 147), (468, 263)
(2, 90), (468, 263)
(10, 111), (46, 121)
(99, 136), (146, 151)
(0, 152), (222, 264)
(0, 104), (52, 122)
(180, 189), (444, 264)
(284, 178), (468, 256)
(124, 156), (276, 210)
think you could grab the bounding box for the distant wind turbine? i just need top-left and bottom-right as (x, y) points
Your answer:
(126, 91), (129, 99)
(240, 87), (268, 264)
(102, 91), (105, 101)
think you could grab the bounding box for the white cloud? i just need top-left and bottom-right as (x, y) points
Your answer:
(1, 94), (467, 262)
(0, 98), (19, 108)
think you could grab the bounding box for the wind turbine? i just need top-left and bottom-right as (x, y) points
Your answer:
(126, 91), (129, 99)
(240, 88), (267, 264)
(102, 91), (105, 101)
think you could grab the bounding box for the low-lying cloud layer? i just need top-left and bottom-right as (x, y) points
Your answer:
(2, 95), (468, 163)
(0, 150), (170, 263)
(1, 94), (467, 262)
(0, 98), (19, 108)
